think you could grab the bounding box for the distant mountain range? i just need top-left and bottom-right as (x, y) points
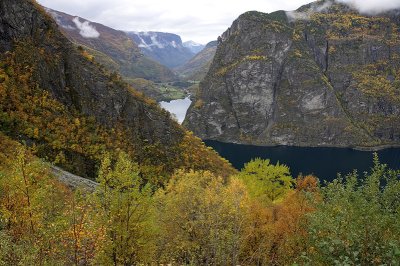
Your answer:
(126, 31), (196, 68)
(45, 8), (214, 98)
(183, 41), (205, 54)
(46, 9), (177, 83)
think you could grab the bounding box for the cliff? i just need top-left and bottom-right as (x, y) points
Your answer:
(185, 1), (400, 148)
(0, 0), (235, 180)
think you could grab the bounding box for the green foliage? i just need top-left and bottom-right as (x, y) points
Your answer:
(0, 136), (399, 265)
(94, 152), (155, 264)
(303, 154), (400, 265)
(352, 62), (400, 102)
(154, 170), (249, 265)
(0, 141), (71, 265)
(127, 78), (186, 102)
(238, 158), (294, 202)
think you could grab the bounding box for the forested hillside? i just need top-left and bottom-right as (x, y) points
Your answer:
(0, 0), (234, 181)
(1, 132), (400, 265)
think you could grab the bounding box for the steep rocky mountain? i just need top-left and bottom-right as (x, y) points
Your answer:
(127, 31), (194, 68)
(185, 1), (400, 149)
(178, 40), (218, 81)
(183, 40), (205, 54)
(45, 8), (177, 83)
(0, 0), (234, 180)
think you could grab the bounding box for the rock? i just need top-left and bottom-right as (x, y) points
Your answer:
(51, 166), (98, 192)
(185, 1), (400, 148)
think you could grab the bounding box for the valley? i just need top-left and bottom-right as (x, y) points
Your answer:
(1, 0), (400, 265)
(46, 8), (213, 102)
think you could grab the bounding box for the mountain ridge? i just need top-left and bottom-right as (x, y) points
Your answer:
(127, 31), (194, 68)
(45, 8), (178, 83)
(185, 1), (400, 148)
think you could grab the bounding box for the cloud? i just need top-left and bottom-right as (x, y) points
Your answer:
(37, 0), (400, 42)
(337, 0), (400, 14)
(38, 0), (312, 43)
(286, 1), (333, 21)
(72, 17), (100, 38)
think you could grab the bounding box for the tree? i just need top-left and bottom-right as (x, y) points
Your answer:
(240, 175), (319, 265)
(155, 170), (250, 265)
(303, 154), (400, 265)
(238, 158), (294, 203)
(0, 144), (71, 265)
(94, 152), (155, 265)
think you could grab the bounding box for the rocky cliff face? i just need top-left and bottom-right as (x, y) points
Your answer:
(185, 1), (400, 148)
(127, 31), (194, 68)
(46, 8), (177, 83)
(0, 0), (179, 143)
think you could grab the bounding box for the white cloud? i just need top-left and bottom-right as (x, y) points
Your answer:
(287, 1), (333, 21)
(38, 0), (312, 43)
(72, 17), (100, 38)
(37, 0), (400, 43)
(150, 35), (164, 49)
(337, 0), (400, 14)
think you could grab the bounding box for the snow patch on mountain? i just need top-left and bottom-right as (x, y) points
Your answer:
(183, 41), (205, 54)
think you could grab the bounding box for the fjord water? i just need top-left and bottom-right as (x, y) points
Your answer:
(160, 97), (192, 124)
(205, 140), (400, 182)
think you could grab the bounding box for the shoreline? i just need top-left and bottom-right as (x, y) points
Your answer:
(203, 139), (400, 152)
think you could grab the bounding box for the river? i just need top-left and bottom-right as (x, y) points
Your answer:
(159, 97), (192, 124)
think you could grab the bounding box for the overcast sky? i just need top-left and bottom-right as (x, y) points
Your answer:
(37, 0), (313, 44)
(37, 0), (400, 44)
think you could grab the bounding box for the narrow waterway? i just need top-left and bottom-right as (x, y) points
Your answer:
(159, 97), (192, 124)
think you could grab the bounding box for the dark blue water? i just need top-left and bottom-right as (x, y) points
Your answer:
(205, 140), (400, 182)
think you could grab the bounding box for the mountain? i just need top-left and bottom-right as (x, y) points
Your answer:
(0, 0), (234, 180)
(185, 1), (400, 148)
(127, 31), (194, 68)
(178, 40), (218, 81)
(45, 8), (177, 83)
(183, 40), (205, 54)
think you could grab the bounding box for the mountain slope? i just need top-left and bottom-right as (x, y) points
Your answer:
(46, 8), (177, 83)
(0, 0), (235, 181)
(185, 1), (400, 148)
(127, 31), (194, 68)
(178, 40), (218, 81)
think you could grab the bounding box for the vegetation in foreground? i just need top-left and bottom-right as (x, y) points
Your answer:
(1, 135), (399, 265)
